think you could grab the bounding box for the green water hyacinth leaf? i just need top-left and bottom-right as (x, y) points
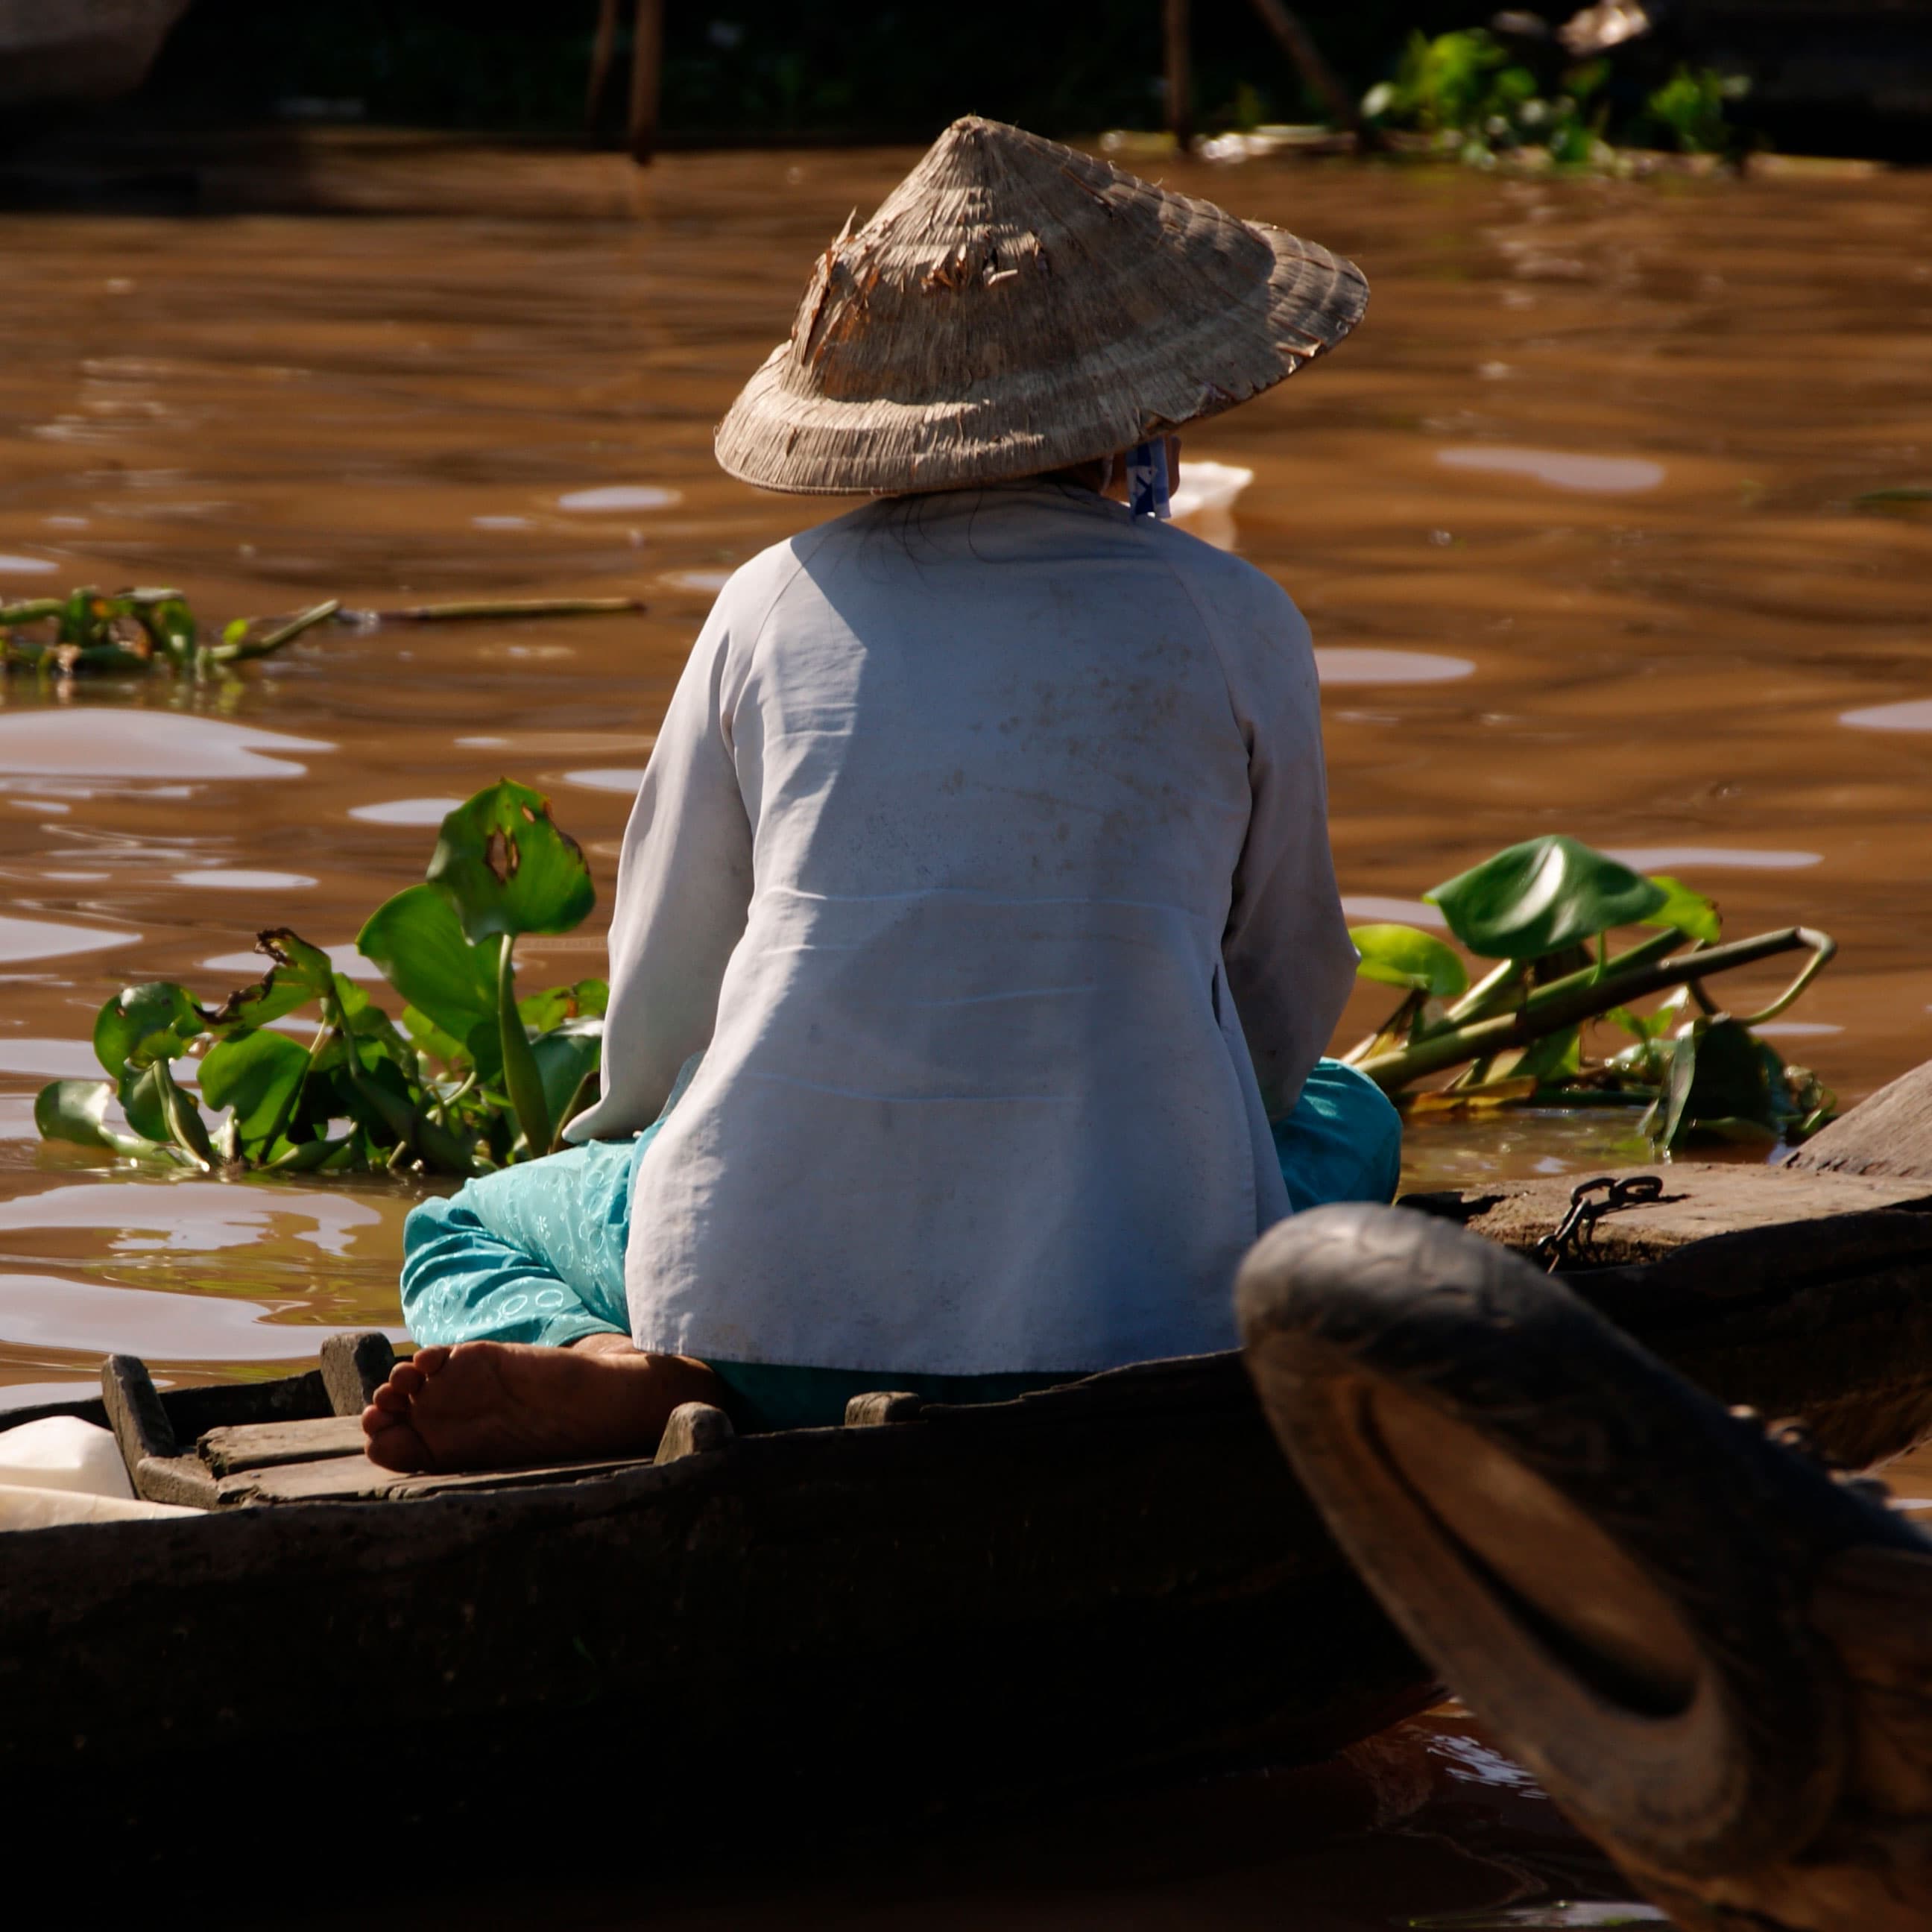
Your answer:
(358, 883), (497, 1043)
(94, 982), (200, 1078)
(531, 1018), (604, 1136)
(34, 1079), (153, 1155)
(1644, 874), (1721, 944)
(198, 944), (329, 1034)
(427, 780), (594, 943)
(119, 1059), (174, 1144)
(1427, 836), (1667, 959)
(1349, 924), (1468, 998)
(256, 929), (337, 999)
(1656, 1018), (1790, 1151)
(198, 1029), (310, 1145)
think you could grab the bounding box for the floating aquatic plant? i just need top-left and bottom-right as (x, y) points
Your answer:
(0, 586), (647, 683)
(36, 781), (607, 1177)
(1359, 25), (1750, 171)
(1345, 835), (1836, 1152)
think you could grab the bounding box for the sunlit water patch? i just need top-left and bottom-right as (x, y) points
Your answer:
(174, 868), (317, 891)
(1436, 446), (1667, 493)
(0, 1181), (379, 1254)
(0, 915), (137, 962)
(1316, 648), (1474, 685)
(1842, 698), (1932, 731)
(559, 768), (647, 794)
(349, 797), (464, 826)
(0, 1039), (116, 1079)
(558, 484), (681, 512)
(0, 1272), (397, 1361)
(1344, 895), (1448, 928)
(0, 711), (332, 781)
(1609, 846), (1822, 870)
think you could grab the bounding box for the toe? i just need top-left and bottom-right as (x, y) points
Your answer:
(386, 1360), (426, 1398)
(411, 1345), (452, 1377)
(364, 1416), (433, 1473)
(362, 1402), (399, 1436)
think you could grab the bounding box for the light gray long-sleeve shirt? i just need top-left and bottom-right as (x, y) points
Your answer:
(566, 480), (1357, 1374)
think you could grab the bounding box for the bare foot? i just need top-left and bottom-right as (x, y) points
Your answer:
(361, 1334), (722, 1474)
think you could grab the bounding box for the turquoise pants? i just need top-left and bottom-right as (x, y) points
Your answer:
(400, 1058), (1401, 1431)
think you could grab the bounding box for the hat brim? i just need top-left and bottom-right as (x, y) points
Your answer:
(715, 221), (1367, 498)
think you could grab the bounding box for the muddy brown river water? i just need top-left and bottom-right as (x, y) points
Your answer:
(1, 133), (1930, 1924)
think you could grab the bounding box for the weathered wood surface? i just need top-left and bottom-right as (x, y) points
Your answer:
(1402, 1163), (1932, 1264)
(0, 1351), (1433, 1796)
(198, 1415), (367, 1476)
(1401, 1164), (1932, 1468)
(318, 1331), (395, 1418)
(1785, 1059), (1932, 1185)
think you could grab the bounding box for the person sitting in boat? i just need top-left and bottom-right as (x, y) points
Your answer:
(362, 116), (1401, 1474)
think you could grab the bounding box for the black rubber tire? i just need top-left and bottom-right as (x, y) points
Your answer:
(1235, 1201), (1924, 1880)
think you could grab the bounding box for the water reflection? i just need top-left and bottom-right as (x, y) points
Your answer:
(0, 1181), (380, 1254)
(558, 484), (681, 512)
(0, 554), (57, 573)
(0, 914), (136, 962)
(0, 711), (332, 780)
(1344, 895), (1448, 928)
(1316, 649), (1475, 686)
(559, 767), (647, 794)
(1608, 846), (1821, 871)
(1436, 446), (1665, 493)
(1842, 698), (1932, 731)
(349, 798), (462, 826)
(0, 1271), (395, 1360)
(0, 1039), (110, 1079)
(174, 868), (316, 890)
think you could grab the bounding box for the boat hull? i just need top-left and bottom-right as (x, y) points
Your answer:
(0, 1354), (1433, 1800)
(0, 0), (192, 110)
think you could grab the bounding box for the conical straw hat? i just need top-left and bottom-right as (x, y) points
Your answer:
(715, 116), (1367, 496)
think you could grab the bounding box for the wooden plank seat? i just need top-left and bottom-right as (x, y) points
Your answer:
(98, 1340), (752, 1509)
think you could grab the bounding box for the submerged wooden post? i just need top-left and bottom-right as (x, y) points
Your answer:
(630, 0), (665, 165)
(1244, 0), (1379, 149)
(586, 0), (620, 127)
(1164, 0), (1193, 151)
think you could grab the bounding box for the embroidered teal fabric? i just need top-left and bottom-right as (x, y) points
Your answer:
(399, 1056), (1401, 1432)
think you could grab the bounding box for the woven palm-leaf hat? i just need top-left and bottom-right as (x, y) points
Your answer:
(715, 116), (1367, 496)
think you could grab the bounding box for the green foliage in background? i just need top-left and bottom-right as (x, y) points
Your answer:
(1345, 835), (1835, 1152)
(37, 782), (606, 1176)
(1361, 27), (1749, 168)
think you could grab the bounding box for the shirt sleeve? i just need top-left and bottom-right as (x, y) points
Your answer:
(564, 600), (756, 1140)
(1215, 575), (1359, 1122)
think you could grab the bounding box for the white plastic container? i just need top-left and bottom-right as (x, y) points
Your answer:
(0, 1415), (135, 1499)
(0, 1484), (201, 1531)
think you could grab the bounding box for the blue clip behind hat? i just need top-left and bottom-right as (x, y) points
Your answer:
(1126, 441), (1172, 520)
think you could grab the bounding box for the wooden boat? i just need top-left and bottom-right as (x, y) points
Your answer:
(4, 1143), (1932, 1822)
(1238, 1197), (1932, 1932)
(0, 1), (192, 110)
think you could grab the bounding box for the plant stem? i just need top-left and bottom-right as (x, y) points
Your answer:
(343, 596), (648, 626)
(1356, 926), (1827, 1090)
(496, 938), (552, 1158)
(214, 599), (341, 663)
